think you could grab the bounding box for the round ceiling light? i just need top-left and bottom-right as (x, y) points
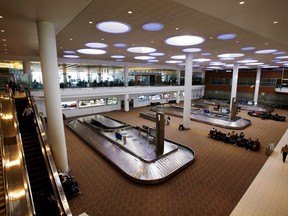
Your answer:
(142, 23), (164, 31)
(147, 59), (159, 62)
(275, 56), (288, 59)
(111, 55), (125, 59)
(165, 60), (183, 64)
(245, 62), (264, 65)
(127, 47), (156, 53)
(241, 47), (256, 51)
(217, 33), (236, 40)
(77, 48), (106, 55)
(63, 55), (80, 58)
(171, 55), (186, 60)
(149, 52), (165, 56)
(255, 49), (278, 54)
(193, 58), (211, 62)
(273, 51), (286, 55)
(96, 21), (131, 34)
(182, 48), (202, 53)
(113, 43), (128, 48)
(217, 53), (244, 58)
(134, 56), (156, 60)
(201, 53), (211, 56)
(237, 59), (258, 63)
(63, 50), (76, 54)
(85, 42), (108, 48)
(164, 35), (205, 46)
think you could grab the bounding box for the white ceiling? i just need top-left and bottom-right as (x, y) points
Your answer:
(0, 0), (287, 70)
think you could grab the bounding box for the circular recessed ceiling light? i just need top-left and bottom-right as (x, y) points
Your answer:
(261, 65), (279, 68)
(147, 59), (159, 62)
(164, 35), (205, 46)
(241, 47), (256, 51)
(275, 61), (288, 64)
(165, 60), (183, 64)
(63, 50), (76, 54)
(134, 56), (156, 60)
(273, 51), (286, 55)
(113, 43), (128, 48)
(255, 49), (277, 54)
(127, 47), (156, 53)
(237, 59), (258, 63)
(96, 21), (131, 34)
(63, 55), (80, 58)
(245, 62), (264, 65)
(275, 56), (288, 59)
(85, 42), (108, 48)
(111, 55), (125, 58)
(149, 52), (165, 56)
(207, 66), (222, 70)
(142, 23), (164, 31)
(209, 62), (225, 66)
(217, 33), (236, 40)
(193, 58), (211, 62)
(182, 48), (202, 52)
(77, 48), (106, 55)
(115, 59), (123, 62)
(171, 55), (186, 60)
(201, 52), (211, 56)
(220, 57), (234, 61)
(217, 53), (244, 58)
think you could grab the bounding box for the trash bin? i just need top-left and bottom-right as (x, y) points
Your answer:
(265, 143), (275, 156)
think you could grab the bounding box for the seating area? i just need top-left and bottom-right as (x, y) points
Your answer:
(208, 128), (261, 151)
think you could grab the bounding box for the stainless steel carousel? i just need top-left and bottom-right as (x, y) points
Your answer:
(67, 113), (195, 184)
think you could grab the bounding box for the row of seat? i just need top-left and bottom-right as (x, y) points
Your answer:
(208, 129), (261, 151)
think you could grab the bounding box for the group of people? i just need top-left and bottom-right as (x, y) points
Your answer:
(59, 172), (80, 198)
(208, 128), (261, 151)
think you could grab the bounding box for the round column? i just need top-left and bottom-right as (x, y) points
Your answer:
(254, 67), (261, 104)
(183, 53), (193, 129)
(37, 20), (69, 173)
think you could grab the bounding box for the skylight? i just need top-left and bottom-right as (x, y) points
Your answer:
(127, 47), (156, 53)
(142, 23), (164, 31)
(85, 42), (108, 48)
(164, 35), (205, 46)
(96, 21), (131, 34)
(217, 33), (236, 40)
(77, 48), (106, 55)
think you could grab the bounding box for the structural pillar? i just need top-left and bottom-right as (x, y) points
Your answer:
(124, 65), (128, 87)
(177, 69), (181, 85)
(254, 67), (261, 105)
(62, 64), (67, 86)
(156, 112), (165, 155)
(124, 94), (129, 112)
(176, 90), (180, 104)
(22, 61), (32, 86)
(183, 53), (193, 129)
(37, 20), (69, 173)
(229, 64), (239, 119)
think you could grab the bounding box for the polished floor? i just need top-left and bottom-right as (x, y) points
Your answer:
(64, 106), (288, 216)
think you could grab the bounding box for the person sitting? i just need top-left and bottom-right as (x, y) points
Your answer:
(179, 124), (185, 130)
(244, 138), (254, 150)
(252, 138), (261, 151)
(224, 133), (230, 143)
(239, 132), (245, 139)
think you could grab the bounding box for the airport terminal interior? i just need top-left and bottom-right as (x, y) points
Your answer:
(0, 0), (288, 216)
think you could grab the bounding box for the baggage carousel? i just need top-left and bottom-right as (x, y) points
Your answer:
(67, 115), (195, 184)
(150, 104), (251, 129)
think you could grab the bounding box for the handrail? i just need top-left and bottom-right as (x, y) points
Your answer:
(30, 97), (72, 216)
(0, 93), (35, 216)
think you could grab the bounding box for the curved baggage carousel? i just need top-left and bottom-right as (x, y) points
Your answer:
(150, 104), (251, 129)
(67, 115), (195, 184)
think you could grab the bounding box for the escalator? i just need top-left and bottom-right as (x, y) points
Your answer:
(0, 147), (5, 215)
(14, 98), (60, 215)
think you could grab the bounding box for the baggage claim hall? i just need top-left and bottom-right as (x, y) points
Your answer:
(0, 0), (288, 215)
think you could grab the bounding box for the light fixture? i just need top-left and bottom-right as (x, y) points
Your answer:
(273, 51), (286, 55)
(171, 55), (186, 60)
(142, 23), (164, 31)
(113, 43), (127, 48)
(165, 60), (183, 64)
(164, 35), (205, 46)
(237, 59), (258, 63)
(239, 1), (245, 5)
(128, 11), (132, 14)
(134, 56), (156, 60)
(85, 42), (108, 48)
(245, 62), (264, 65)
(77, 48), (106, 55)
(220, 57), (234, 61)
(193, 58), (211, 62)
(241, 47), (256, 51)
(275, 56), (288, 59)
(96, 21), (131, 34)
(149, 52), (165, 56)
(63, 55), (80, 58)
(217, 53), (244, 58)
(255, 49), (277, 54)
(127, 47), (156, 53)
(273, 21), (278, 24)
(217, 33), (236, 40)
(147, 59), (159, 62)
(201, 53), (211, 56)
(111, 55), (125, 59)
(89, 21), (93, 24)
(182, 48), (202, 53)
(63, 50), (76, 54)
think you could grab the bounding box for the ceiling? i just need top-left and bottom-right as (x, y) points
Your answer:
(0, 0), (287, 70)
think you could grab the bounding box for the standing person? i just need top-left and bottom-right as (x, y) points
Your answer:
(22, 105), (34, 125)
(281, 144), (288, 163)
(165, 116), (171, 125)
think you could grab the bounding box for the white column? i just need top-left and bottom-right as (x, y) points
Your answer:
(124, 65), (128, 87)
(37, 21), (69, 173)
(229, 64), (239, 117)
(177, 69), (181, 85)
(22, 61), (32, 85)
(176, 90), (180, 104)
(254, 67), (261, 105)
(124, 94), (129, 112)
(183, 53), (193, 129)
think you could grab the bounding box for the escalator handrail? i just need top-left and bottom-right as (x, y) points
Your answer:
(29, 97), (72, 216)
